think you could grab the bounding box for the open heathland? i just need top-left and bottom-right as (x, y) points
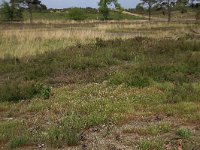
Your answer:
(0, 21), (200, 149)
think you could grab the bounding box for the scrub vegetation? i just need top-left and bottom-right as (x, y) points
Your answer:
(0, 1), (200, 149)
(0, 21), (200, 149)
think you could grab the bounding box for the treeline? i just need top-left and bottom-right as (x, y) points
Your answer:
(135, 0), (200, 21)
(0, 0), (46, 23)
(0, 0), (200, 22)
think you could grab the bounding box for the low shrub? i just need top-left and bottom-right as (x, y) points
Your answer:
(95, 38), (106, 48)
(127, 74), (151, 88)
(138, 65), (188, 83)
(9, 136), (28, 149)
(47, 113), (83, 148)
(68, 8), (86, 20)
(187, 52), (200, 75)
(109, 71), (150, 88)
(109, 72), (126, 85)
(0, 81), (51, 102)
(167, 84), (200, 103)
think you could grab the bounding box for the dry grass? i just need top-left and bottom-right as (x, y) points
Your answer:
(97, 22), (189, 30)
(0, 28), (108, 58)
(0, 21), (199, 58)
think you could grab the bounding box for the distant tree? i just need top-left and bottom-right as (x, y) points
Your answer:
(0, 2), (12, 21)
(26, 0), (41, 23)
(188, 0), (200, 21)
(176, 0), (188, 13)
(136, 3), (145, 12)
(140, 0), (157, 21)
(98, 0), (121, 20)
(98, 0), (109, 20)
(85, 7), (98, 14)
(39, 4), (47, 11)
(115, 1), (123, 19)
(158, 0), (176, 22)
(0, 1), (23, 22)
(10, 0), (45, 23)
(68, 8), (86, 20)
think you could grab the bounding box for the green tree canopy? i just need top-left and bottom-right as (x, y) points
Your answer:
(98, 0), (121, 20)
(0, 1), (23, 21)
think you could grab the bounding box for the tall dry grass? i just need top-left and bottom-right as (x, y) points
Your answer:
(0, 21), (198, 58)
(0, 28), (110, 58)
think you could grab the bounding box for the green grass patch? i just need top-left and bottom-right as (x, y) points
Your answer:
(176, 127), (192, 139)
(138, 140), (164, 150)
(0, 81), (51, 102)
(124, 123), (171, 136)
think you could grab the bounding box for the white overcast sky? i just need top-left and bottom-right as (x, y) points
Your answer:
(1, 0), (140, 9)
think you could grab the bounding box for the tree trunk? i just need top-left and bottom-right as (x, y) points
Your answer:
(167, 0), (171, 22)
(148, 4), (151, 22)
(10, 0), (15, 22)
(28, 3), (33, 24)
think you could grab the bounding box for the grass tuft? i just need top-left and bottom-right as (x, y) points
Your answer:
(176, 127), (192, 139)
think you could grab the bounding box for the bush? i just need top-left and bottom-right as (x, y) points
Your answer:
(109, 72), (150, 88)
(138, 65), (188, 83)
(0, 81), (51, 102)
(127, 74), (151, 88)
(167, 84), (200, 103)
(68, 8), (86, 20)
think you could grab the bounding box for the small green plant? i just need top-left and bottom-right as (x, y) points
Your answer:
(109, 72), (126, 85)
(9, 136), (28, 149)
(123, 123), (171, 136)
(138, 140), (164, 150)
(48, 127), (64, 148)
(146, 123), (171, 136)
(176, 127), (192, 139)
(35, 83), (51, 99)
(47, 113), (83, 148)
(127, 74), (150, 88)
(95, 38), (106, 47)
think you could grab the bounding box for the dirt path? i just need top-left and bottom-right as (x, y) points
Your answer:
(121, 10), (196, 22)
(121, 11), (167, 21)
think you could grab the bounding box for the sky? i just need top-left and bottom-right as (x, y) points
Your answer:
(0, 0), (140, 9)
(41, 0), (140, 9)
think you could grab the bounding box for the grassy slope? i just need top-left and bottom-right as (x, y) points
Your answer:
(23, 10), (142, 21)
(130, 9), (198, 20)
(0, 23), (200, 149)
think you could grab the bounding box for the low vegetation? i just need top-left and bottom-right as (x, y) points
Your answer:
(0, 21), (200, 149)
